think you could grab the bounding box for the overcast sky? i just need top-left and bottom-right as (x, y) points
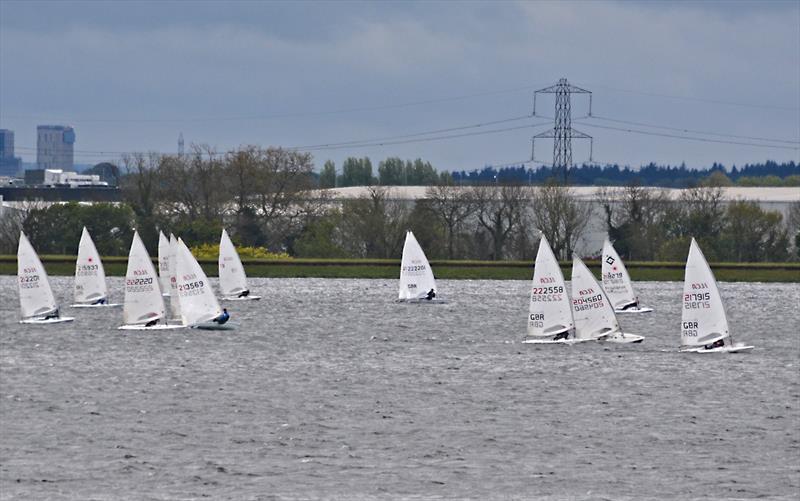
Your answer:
(1, 0), (798, 172)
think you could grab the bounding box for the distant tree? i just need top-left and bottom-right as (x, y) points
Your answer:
(319, 160), (337, 189)
(597, 183), (671, 261)
(292, 210), (349, 258)
(378, 157), (406, 185)
(530, 181), (592, 260)
(720, 201), (789, 261)
(120, 152), (163, 250)
(702, 170), (733, 187)
(339, 157), (374, 187)
(472, 184), (528, 260)
(338, 186), (407, 258)
(424, 184), (476, 259)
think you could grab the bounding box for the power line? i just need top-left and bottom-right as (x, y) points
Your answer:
(578, 82), (800, 112)
(0, 84), (546, 124)
(290, 114), (535, 149)
(576, 122), (800, 150)
(581, 115), (800, 145)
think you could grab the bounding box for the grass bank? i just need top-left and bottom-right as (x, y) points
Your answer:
(0, 256), (798, 282)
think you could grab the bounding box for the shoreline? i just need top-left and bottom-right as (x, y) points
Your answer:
(1, 256), (798, 282)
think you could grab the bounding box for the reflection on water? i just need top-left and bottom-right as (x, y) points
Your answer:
(1, 277), (798, 499)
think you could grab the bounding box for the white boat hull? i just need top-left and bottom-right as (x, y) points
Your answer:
(70, 303), (122, 308)
(221, 295), (261, 301)
(191, 322), (235, 331)
(20, 317), (75, 325)
(522, 338), (591, 345)
(614, 307), (653, 314)
(117, 324), (186, 331)
(397, 298), (447, 304)
(599, 332), (645, 344)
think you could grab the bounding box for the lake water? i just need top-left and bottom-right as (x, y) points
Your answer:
(1, 277), (798, 500)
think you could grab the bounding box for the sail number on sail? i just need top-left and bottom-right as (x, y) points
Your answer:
(529, 313), (545, 328)
(19, 267), (40, 288)
(76, 264), (99, 276)
(178, 273), (206, 297)
(572, 287), (605, 311)
(684, 292), (711, 309)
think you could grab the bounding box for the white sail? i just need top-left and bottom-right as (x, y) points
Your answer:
(218, 229), (248, 297)
(601, 239), (637, 310)
(17, 231), (59, 319)
(168, 234), (182, 320)
(571, 256), (621, 340)
(157, 231), (171, 296)
(681, 238), (730, 348)
(73, 227), (109, 304)
(122, 230), (166, 326)
(526, 235), (574, 339)
(175, 237), (222, 326)
(398, 230), (437, 300)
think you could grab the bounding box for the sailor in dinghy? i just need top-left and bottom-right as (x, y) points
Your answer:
(523, 235), (586, 344)
(72, 227), (121, 308)
(17, 231), (74, 324)
(175, 238), (235, 330)
(601, 239), (653, 313)
(679, 238), (753, 353)
(571, 255), (644, 344)
(397, 230), (441, 303)
(218, 229), (261, 301)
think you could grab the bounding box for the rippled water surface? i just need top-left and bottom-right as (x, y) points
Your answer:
(1, 277), (799, 500)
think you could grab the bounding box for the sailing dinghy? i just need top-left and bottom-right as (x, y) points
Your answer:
(17, 231), (74, 324)
(167, 234), (182, 321)
(523, 235), (584, 344)
(219, 229), (261, 301)
(680, 238), (752, 353)
(601, 239), (652, 313)
(571, 256), (644, 344)
(118, 230), (183, 330)
(175, 238), (233, 330)
(397, 230), (440, 302)
(72, 227), (120, 307)
(157, 231), (171, 296)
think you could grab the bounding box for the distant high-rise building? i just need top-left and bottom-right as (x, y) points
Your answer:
(37, 125), (75, 171)
(0, 129), (23, 177)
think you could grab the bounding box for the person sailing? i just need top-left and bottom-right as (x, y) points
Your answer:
(213, 308), (230, 324)
(92, 297), (106, 305)
(237, 290), (250, 298)
(552, 330), (570, 341)
(43, 308), (60, 320)
(424, 289), (436, 301)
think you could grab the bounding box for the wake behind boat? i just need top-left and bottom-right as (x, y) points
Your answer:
(118, 230), (183, 331)
(17, 231), (74, 324)
(571, 256), (644, 344)
(601, 239), (653, 314)
(680, 238), (753, 354)
(397, 230), (440, 303)
(71, 227), (120, 308)
(523, 235), (586, 344)
(219, 229), (261, 301)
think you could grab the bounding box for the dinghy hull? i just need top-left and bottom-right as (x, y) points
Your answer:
(191, 322), (235, 331)
(614, 307), (653, 314)
(599, 332), (645, 344)
(222, 295), (262, 301)
(70, 303), (122, 308)
(20, 317), (75, 324)
(522, 338), (590, 345)
(117, 324), (185, 331)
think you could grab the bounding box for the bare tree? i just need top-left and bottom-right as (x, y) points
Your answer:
(120, 152), (163, 248)
(424, 184), (476, 259)
(472, 184), (528, 260)
(596, 184), (671, 260)
(0, 200), (46, 254)
(530, 182), (592, 260)
(339, 186), (408, 258)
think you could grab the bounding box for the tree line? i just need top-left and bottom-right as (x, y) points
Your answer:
(0, 145), (797, 262)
